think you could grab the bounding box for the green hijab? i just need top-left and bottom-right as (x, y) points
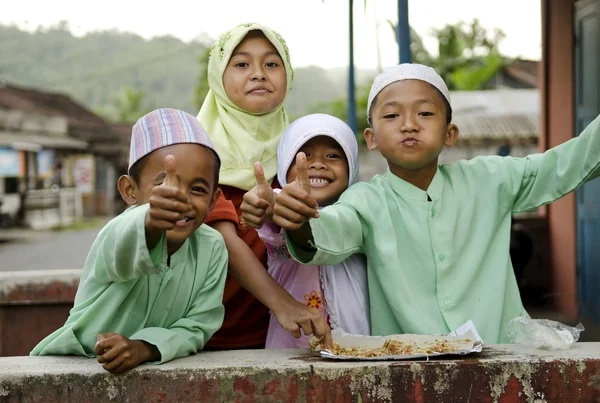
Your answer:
(197, 23), (293, 190)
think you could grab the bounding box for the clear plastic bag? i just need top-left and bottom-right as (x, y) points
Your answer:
(507, 316), (585, 350)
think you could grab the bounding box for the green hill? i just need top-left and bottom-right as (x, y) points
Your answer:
(0, 23), (375, 120)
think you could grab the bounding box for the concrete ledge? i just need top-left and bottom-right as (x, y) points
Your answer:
(1, 343), (599, 402)
(0, 270), (81, 356)
(0, 269), (81, 304)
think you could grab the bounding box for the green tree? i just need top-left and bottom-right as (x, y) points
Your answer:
(194, 47), (211, 110)
(310, 85), (371, 140)
(428, 19), (506, 90)
(391, 19), (506, 91)
(113, 87), (151, 123)
(386, 23), (435, 67)
(0, 24), (207, 116)
(316, 19), (508, 137)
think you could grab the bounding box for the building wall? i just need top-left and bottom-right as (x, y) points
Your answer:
(542, 0), (578, 317)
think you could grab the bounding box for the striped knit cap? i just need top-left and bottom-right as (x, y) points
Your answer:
(128, 108), (220, 171)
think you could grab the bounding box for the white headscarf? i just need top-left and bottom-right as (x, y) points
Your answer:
(277, 113), (370, 336)
(277, 113), (359, 192)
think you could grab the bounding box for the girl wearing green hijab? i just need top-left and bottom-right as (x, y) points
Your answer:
(198, 23), (332, 350)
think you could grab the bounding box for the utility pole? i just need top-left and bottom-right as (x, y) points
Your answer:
(397, 0), (411, 63)
(347, 0), (357, 133)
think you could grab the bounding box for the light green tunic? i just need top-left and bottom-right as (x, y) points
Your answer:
(288, 115), (600, 343)
(31, 204), (228, 363)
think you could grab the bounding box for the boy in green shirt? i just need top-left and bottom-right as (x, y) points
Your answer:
(272, 64), (600, 343)
(31, 109), (227, 373)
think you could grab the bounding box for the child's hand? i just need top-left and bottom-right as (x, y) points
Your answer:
(241, 162), (274, 228)
(273, 298), (333, 349)
(95, 333), (160, 374)
(145, 155), (191, 234)
(273, 152), (319, 230)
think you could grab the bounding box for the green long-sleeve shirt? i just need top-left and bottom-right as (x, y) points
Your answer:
(288, 114), (600, 343)
(31, 203), (228, 363)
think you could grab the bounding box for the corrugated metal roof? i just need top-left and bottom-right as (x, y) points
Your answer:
(451, 89), (539, 115)
(450, 89), (539, 140)
(0, 131), (88, 150)
(0, 84), (108, 128)
(454, 114), (539, 140)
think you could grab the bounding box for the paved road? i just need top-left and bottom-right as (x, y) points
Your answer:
(0, 227), (103, 271)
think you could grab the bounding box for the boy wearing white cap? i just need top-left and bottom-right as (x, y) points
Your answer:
(31, 109), (228, 373)
(274, 64), (600, 344)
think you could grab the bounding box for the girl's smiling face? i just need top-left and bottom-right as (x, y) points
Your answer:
(222, 31), (287, 114)
(286, 136), (349, 205)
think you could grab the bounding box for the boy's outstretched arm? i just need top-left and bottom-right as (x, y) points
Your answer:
(275, 152), (365, 266)
(508, 114), (600, 213)
(213, 220), (333, 347)
(92, 203), (169, 284)
(144, 154), (191, 251)
(93, 154), (189, 284)
(284, 222), (315, 252)
(273, 186), (318, 252)
(272, 152), (319, 251)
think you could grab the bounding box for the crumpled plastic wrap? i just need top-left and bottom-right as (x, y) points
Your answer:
(507, 316), (585, 350)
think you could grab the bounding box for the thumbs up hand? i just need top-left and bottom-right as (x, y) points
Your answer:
(161, 154), (179, 188)
(294, 152), (312, 194)
(272, 152), (319, 230)
(241, 162), (275, 229)
(145, 155), (191, 233)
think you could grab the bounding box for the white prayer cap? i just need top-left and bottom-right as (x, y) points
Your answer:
(367, 63), (451, 123)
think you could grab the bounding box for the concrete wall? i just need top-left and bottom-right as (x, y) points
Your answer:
(0, 270), (79, 356)
(1, 345), (599, 402)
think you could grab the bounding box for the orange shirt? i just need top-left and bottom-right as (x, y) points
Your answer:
(204, 182), (278, 349)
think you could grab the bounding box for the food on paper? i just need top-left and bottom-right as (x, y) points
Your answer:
(327, 338), (472, 357)
(309, 321), (484, 361)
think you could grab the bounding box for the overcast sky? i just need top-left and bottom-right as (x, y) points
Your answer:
(2, 0), (542, 69)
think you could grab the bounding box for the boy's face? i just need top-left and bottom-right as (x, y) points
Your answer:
(286, 136), (349, 205)
(133, 144), (219, 249)
(223, 33), (287, 114)
(364, 79), (458, 175)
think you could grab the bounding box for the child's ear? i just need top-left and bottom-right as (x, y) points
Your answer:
(118, 175), (138, 206)
(208, 187), (221, 214)
(444, 124), (459, 148)
(364, 127), (378, 151)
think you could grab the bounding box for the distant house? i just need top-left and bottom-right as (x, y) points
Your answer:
(110, 122), (133, 175)
(487, 58), (539, 89)
(110, 121), (134, 214)
(0, 83), (123, 227)
(436, 59), (541, 162)
(440, 89), (539, 163)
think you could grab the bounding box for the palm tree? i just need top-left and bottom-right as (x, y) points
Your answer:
(388, 18), (508, 91)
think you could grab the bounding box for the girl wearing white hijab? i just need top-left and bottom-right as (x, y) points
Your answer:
(256, 114), (370, 348)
